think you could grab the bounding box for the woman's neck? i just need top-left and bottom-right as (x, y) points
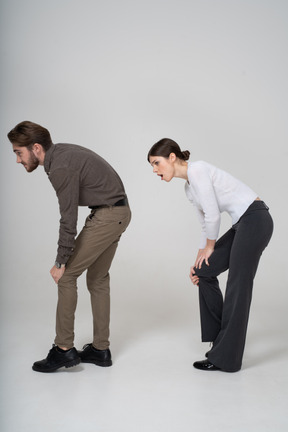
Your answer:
(174, 161), (188, 180)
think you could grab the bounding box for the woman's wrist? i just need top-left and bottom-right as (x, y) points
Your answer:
(205, 239), (216, 250)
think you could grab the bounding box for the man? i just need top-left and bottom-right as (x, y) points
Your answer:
(8, 121), (131, 373)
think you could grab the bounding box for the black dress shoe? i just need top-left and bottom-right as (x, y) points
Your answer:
(79, 343), (112, 367)
(193, 359), (221, 371)
(32, 345), (81, 373)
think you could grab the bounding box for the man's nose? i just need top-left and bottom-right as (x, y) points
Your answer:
(16, 156), (21, 163)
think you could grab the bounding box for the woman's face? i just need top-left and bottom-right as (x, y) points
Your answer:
(149, 155), (175, 182)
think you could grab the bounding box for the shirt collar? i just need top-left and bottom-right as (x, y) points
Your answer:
(44, 144), (56, 175)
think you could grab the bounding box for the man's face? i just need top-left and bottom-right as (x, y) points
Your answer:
(12, 144), (39, 173)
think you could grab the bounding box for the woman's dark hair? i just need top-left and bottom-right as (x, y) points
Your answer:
(147, 138), (190, 162)
(7, 120), (53, 151)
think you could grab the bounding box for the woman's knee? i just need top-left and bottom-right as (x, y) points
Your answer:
(193, 262), (212, 278)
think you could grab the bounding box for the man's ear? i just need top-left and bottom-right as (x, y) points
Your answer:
(32, 143), (43, 153)
(32, 143), (45, 164)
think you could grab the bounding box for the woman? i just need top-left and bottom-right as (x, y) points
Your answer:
(148, 138), (273, 372)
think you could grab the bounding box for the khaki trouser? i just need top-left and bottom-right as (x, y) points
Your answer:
(54, 205), (131, 350)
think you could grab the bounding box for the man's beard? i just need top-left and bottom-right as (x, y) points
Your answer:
(23, 151), (39, 172)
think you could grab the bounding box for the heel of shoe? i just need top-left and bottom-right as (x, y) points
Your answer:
(95, 359), (112, 367)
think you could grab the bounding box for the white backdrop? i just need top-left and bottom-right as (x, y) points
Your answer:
(0, 0), (287, 368)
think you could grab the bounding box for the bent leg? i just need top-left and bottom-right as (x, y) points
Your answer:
(85, 206), (131, 350)
(194, 229), (235, 341)
(87, 239), (120, 350)
(208, 206), (273, 372)
(54, 224), (103, 349)
(55, 205), (131, 349)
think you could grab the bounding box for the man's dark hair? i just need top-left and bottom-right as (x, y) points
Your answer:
(7, 121), (53, 151)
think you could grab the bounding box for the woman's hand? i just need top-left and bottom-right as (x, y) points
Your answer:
(189, 266), (199, 285)
(190, 240), (216, 285)
(194, 246), (214, 269)
(195, 239), (216, 269)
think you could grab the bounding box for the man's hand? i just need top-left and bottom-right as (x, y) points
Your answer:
(50, 265), (66, 284)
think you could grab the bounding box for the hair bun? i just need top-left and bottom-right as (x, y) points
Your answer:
(182, 150), (190, 161)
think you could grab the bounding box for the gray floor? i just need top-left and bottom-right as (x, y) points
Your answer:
(1, 282), (287, 432)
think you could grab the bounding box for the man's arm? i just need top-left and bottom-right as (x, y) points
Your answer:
(48, 167), (80, 282)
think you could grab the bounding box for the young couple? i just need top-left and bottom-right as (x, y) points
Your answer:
(8, 122), (273, 373)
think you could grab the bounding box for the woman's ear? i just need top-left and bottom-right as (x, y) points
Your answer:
(169, 152), (177, 162)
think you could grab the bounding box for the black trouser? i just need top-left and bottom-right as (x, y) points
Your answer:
(193, 201), (273, 372)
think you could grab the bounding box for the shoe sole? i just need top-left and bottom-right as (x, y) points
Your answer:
(32, 357), (81, 373)
(193, 362), (220, 371)
(80, 359), (112, 367)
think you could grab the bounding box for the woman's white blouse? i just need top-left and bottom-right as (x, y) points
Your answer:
(185, 161), (258, 249)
